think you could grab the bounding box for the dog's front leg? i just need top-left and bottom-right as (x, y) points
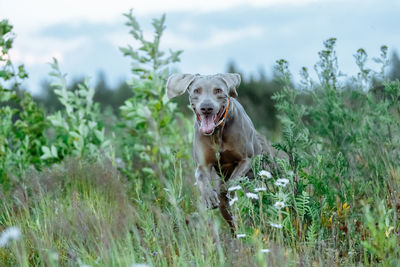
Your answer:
(229, 158), (252, 182)
(195, 165), (220, 209)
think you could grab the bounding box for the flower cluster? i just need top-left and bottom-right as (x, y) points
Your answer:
(258, 170), (272, 179)
(229, 197), (238, 206)
(236, 233), (246, 238)
(274, 178), (289, 187)
(0, 226), (21, 247)
(254, 187), (266, 192)
(226, 169), (293, 235)
(228, 185), (242, 192)
(274, 201), (285, 209)
(246, 192), (259, 200)
(270, 222), (283, 229)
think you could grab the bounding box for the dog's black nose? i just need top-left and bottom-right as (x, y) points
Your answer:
(200, 102), (214, 114)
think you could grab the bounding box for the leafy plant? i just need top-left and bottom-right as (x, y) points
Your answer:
(362, 201), (398, 265)
(42, 59), (112, 161)
(0, 19), (47, 186)
(118, 10), (192, 192)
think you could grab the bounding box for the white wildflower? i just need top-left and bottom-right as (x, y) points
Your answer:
(229, 197), (238, 206)
(260, 249), (271, 253)
(258, 170), (272, 179)
(0, 226), (21, 247)
(245, 192), (259, 200)
(254, 187), (267, 192)
(274, 178), (289, 187)
(228, 185), (242, 192)
(236, 233), (246, 238)
(274, 201), (286, 209)
(131, 264), (150, 267)
(270, 222), (283, 229)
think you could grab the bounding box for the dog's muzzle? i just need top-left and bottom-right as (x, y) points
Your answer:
(194, 98), (230, 135)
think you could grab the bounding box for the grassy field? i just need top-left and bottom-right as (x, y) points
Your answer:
(0, 12), (399, 266)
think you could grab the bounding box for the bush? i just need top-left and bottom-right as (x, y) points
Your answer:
(42, 59), (112, 162)
(118, 10), (192, 194)
(0, 19), (47, 188)
(227, 38), (400, 264)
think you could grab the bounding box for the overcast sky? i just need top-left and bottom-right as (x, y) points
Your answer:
(1, 0), (399, 94)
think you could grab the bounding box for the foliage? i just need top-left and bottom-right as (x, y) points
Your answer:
(118, 10), (192, 192)
(229, 38), (400, 264)
(34, 72), (133, 114)
(0, 19), (47, 187)
(41, 59), (112, 161)
(0, 14), (399, 267)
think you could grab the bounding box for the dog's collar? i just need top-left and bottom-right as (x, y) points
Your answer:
(214, 97), (231, 132)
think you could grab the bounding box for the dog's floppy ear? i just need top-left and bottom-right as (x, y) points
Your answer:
(217, 73), (241, 98)
(166, 74), (197, 99)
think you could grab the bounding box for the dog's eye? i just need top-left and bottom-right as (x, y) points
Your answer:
(214, 88), (222, 94)
(193, 88), (201, 94)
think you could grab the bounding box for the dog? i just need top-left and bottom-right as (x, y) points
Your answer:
(166, 73), (279, 231)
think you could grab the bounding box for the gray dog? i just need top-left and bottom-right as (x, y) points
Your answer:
(166, 73), (278, 230)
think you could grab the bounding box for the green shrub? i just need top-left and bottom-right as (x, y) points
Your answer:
(230, 38), (400, 263)
(41, 59), (112, 162)
(118, 10), (192, 194)
(0, 19), (47, 187)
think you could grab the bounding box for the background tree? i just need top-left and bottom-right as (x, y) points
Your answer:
(388, 50), (400, 81)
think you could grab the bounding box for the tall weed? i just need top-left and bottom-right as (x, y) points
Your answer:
(0, 19), (47, 187)
(118, 11), (192, 194)
(42, 59), (112, 161)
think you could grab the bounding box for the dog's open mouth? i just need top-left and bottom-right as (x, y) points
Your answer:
(195, 105), (225, 135)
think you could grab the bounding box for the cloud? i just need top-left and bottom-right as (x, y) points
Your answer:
(201, 26), (264, 48)
(163, 26), (264, 49)
(1, 0), (329, 32)
(105, 24), (264, 53)
(10, 36), (87, 66)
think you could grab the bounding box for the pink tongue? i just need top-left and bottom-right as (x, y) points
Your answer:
(200, 115), (215, 134)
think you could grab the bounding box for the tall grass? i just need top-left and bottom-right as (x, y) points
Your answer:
(0, 12), (399, 267)
(0, 159), (352, 266)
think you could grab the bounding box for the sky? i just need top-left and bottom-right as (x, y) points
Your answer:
(1, 0), (399, 94)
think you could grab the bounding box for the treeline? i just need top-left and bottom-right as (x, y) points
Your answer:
(34, 72), (133, 114)
(33, 51), (400, 135)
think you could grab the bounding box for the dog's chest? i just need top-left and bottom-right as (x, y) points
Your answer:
(214, 134), (242, 164)
(213, 147), (241, 180)
(218, 149), (241, 164)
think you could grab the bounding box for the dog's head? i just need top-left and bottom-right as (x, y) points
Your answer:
(166, 73), (241, 135)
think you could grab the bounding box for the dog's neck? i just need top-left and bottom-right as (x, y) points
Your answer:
(214, 97), (231, 130)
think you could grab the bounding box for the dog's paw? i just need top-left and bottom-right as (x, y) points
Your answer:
(202, 190), (220, 209)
